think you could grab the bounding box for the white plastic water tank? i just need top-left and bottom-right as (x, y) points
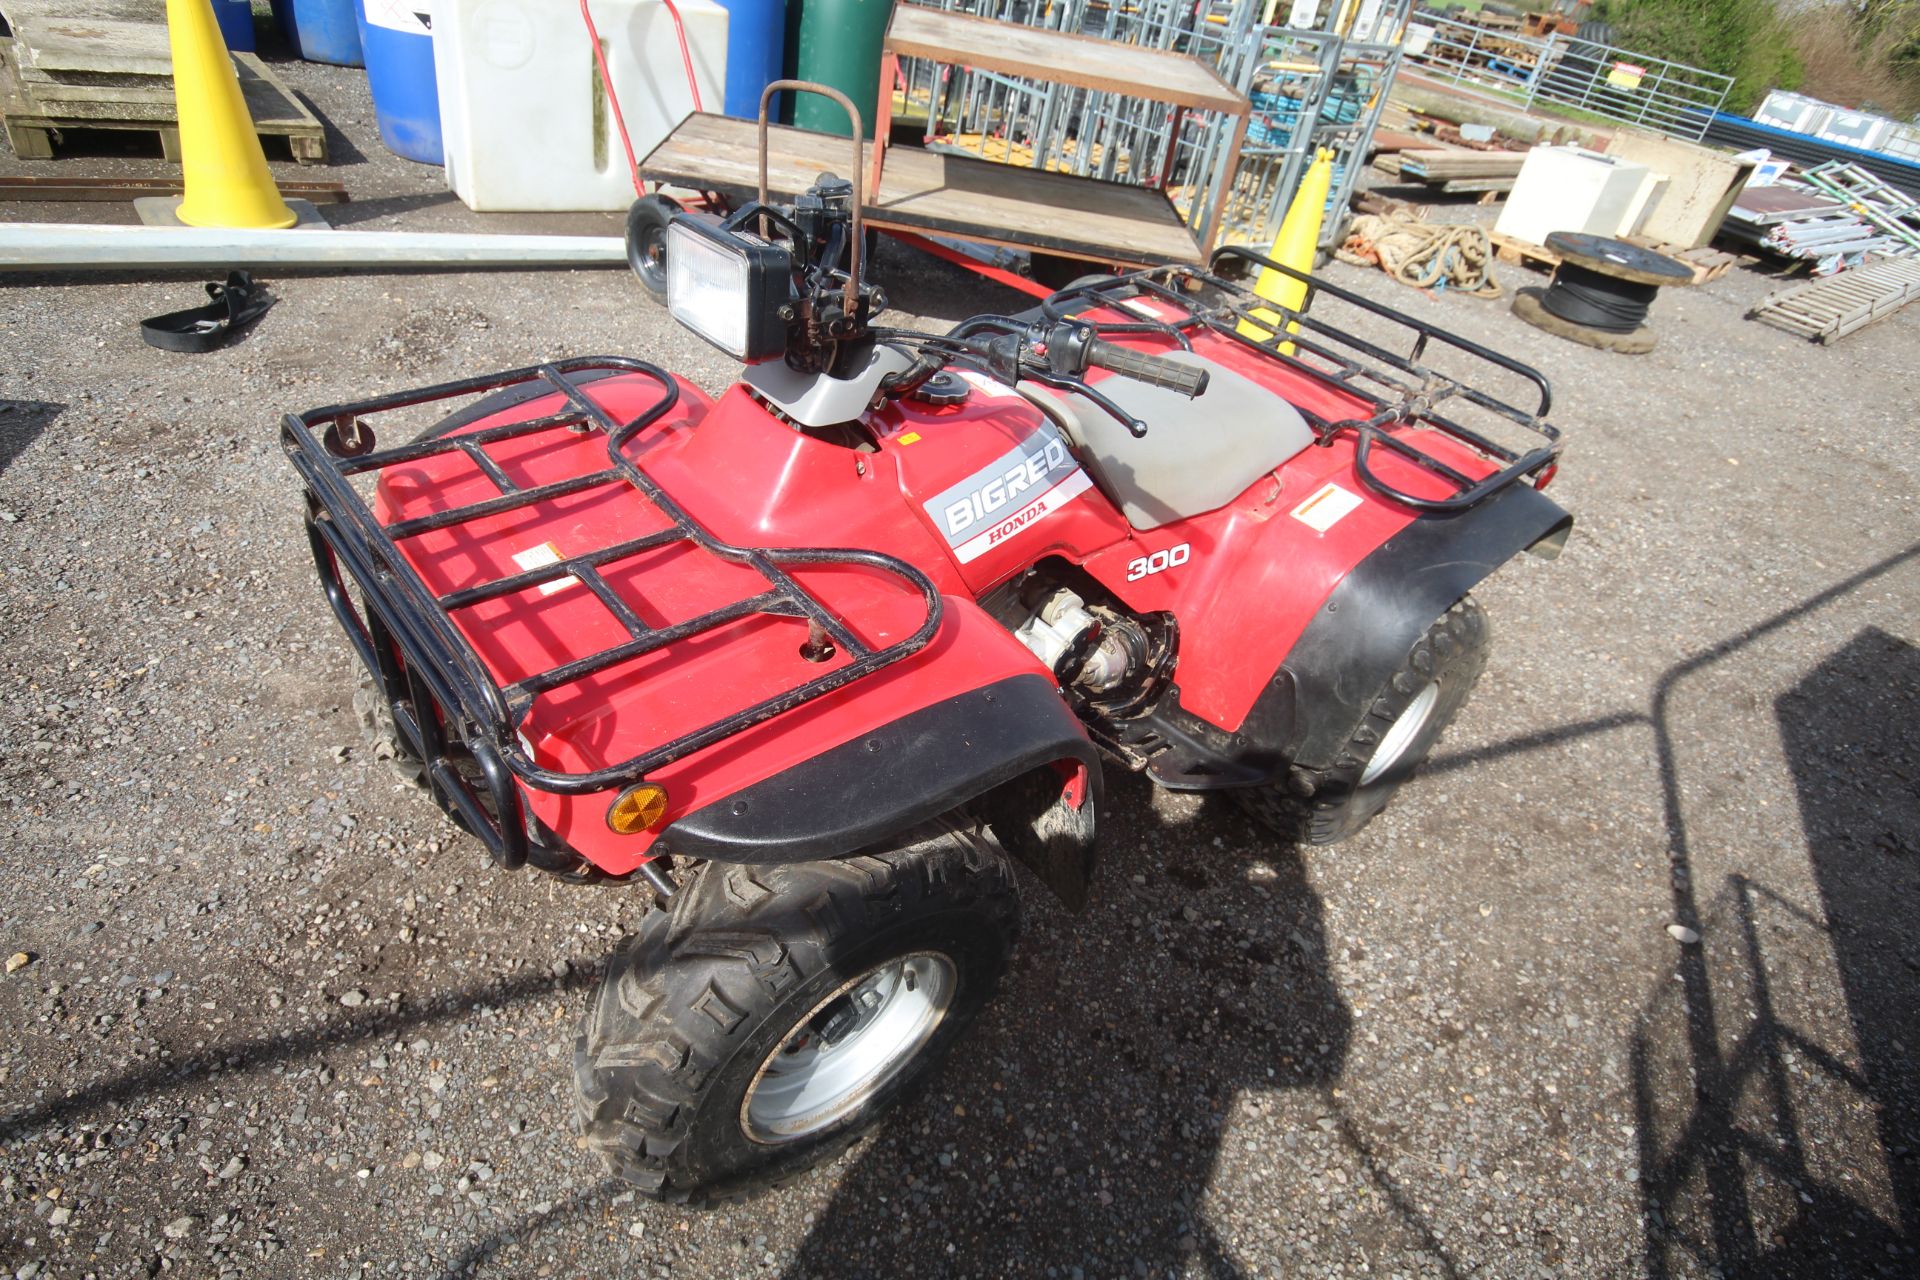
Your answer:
(1495, 146), (1652, 247)
(434, 0), (728, 212)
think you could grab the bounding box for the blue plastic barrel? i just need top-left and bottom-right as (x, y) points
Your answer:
(268, 0), (363, 66)
(710, 0), (786, 120)
(353, 0), (443, 165)
(214, 0), (257, 52)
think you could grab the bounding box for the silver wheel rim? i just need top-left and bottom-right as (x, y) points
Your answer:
(1361, 680), (1441, 786)
(742, 952), (956, 1144)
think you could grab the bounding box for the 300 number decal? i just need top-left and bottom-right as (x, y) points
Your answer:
(1126, 543), (1191, 581)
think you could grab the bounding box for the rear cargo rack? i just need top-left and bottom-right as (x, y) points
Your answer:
(283, 357), (943, 869)
(1047, 249), (1564, 513)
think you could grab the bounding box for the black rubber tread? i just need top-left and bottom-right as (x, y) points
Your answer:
(353, 673), (425, 788)
(573, 825), (1020, 1204)
(625, 195), (681, 302)
(1237, 596), (1491, 845)
(1030, 253), (1110, 291)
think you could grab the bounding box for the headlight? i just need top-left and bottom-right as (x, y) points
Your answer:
(666, 214), (790, 363)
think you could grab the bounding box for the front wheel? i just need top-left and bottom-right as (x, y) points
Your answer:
(1237, 596), (1491, 844)
(625, 194), (681, 301)
(574, 826), (1020, 1203)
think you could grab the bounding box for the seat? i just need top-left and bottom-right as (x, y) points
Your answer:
(1038, 351), (1315, 530)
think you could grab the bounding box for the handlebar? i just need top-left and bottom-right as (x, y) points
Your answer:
(896, 317), (1211, 437)
(1086, 338), (1209, 398)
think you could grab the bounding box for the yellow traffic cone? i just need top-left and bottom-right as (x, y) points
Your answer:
(1237, 148), (1334, 353)
(168, 0), (295, 229)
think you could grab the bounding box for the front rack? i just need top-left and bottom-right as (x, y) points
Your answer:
(1045, 248), (1565, 514)
(283, 357), (943, 869)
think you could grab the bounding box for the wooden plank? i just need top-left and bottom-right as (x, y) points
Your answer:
(0, 173), (348, 201)
(0, 39), (327, 163)
(1397, 148), (1527, 182)
(14, 16), (172, 75)
(18, 66), (176, 108)
(644, 114), (1203, 266)
(885, 5), (1247, 116)
(1602, 129), (1755, 250)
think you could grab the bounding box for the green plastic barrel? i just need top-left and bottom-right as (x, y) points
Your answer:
(787, 0), (893, 138)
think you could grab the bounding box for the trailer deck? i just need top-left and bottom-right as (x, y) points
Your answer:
(642, 114), (1206, 268)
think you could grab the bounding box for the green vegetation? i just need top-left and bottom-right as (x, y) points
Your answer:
(1806, 0), (1920, 114)
(1591, 0), (1802, 112)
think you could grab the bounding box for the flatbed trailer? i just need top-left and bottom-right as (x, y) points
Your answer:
(641, 113), (1206, 275)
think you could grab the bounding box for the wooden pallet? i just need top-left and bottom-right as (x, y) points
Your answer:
(0, 36), (327, 164)
(1488, 229), (1561, 272)
(1488, 229), (1741, 284)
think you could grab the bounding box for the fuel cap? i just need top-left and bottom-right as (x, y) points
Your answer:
(910, 370), (971, 407)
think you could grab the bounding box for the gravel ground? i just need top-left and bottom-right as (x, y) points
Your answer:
(3, 50), (1919, 1280)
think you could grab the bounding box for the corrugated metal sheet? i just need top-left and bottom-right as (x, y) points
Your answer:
(1695, 112), (1920, 199)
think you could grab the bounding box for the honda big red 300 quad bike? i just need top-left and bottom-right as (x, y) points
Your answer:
(284, 125), (1569, 1203)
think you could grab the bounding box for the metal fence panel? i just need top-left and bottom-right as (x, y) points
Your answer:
(1404, 18), (1733, 143)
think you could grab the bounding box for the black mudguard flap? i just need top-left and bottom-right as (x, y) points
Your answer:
(1282, 480), (1572, 770)
(662, 673), (1101, 866)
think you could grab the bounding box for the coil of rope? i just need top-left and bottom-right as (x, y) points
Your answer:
(1337, 210), (1502, 299)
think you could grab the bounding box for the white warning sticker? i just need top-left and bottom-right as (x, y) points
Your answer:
(510, 542), (578, 596)
(1117, 297), (1180, 322)
(1290, 482), (1363, 533)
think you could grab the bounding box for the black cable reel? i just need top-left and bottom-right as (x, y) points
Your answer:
(1511, 232), (1696, 355)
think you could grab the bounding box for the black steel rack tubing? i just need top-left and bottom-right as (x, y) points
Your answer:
(284, 356), (945, 824)
(1055, 255), (1563, 515)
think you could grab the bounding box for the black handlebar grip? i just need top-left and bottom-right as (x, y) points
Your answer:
(1086, 339), (1210, 399)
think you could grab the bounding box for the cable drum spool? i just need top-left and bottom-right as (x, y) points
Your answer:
(1540, 262), (1658, 332)
(1511, 232), (1696, 355)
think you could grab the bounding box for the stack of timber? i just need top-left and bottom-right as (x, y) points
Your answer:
(0, 8), (325, 163)
(1394, 147), (1528, 194)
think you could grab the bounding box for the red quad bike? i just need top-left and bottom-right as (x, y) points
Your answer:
(283, 143), (1570, 1203)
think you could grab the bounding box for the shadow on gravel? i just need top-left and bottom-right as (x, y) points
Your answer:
(325, 191), (465, 228)
(1633, 625), (1920, 1279)
(768, 772), (1369, 1280)
(423, 770), (1379, 1279)
(758, 546), (1917, 1280)
(0, 966), (602, 1146)
(1422, 540), (1920, 1279)
(0, 399), (62, 478)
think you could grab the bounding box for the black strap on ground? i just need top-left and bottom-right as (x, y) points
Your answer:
(1539, 262), (1657, 333)
(140, 271), (275, 353)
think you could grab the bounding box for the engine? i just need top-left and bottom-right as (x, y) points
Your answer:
(1010, 586), (1169, 717)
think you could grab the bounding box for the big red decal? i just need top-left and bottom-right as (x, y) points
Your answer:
(921, 424), (1094, 564)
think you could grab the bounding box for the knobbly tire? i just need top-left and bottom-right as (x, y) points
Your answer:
(1237, 597), (1491, 845)
(574, 825), (1020, 1204)
(353, 673), (425, 787)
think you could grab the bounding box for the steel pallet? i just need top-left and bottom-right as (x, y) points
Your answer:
(1748, 256), (1920, 343)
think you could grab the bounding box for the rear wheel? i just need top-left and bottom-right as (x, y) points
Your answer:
(625, 194), (681, 301)
(354, 673), (424, 787)
(1030, 252), (1114, 291)
(1237, 596), (1490, 844)
(574, 826), (1019, 1203)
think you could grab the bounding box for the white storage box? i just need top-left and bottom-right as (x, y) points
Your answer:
(1495, 146), (1653, 247)
(435, 0), (728, 213)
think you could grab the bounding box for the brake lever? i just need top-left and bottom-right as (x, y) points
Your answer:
(1023, 370), (1150, 438)
(950, 323), (1150, 437)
